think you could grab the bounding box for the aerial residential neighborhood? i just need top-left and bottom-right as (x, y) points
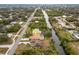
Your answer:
(0, 4), (79, 55)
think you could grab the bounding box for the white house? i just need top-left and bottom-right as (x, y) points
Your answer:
(7, 33), (13, 38)
(6, 25), (12, 28)
(10, 21), (17, 24)
(0, 18), (2, 20)
(19, 42), (30, 45)
(19, 22), (23, 25)
(20, 38), (29, 40)
(73, 32), (79, 39)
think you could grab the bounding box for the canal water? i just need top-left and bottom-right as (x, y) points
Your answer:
(42, 9), (65, 55)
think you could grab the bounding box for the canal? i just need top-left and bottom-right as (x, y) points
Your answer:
(42, 9), (65, 55)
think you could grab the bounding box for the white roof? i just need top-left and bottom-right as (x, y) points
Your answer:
(19, 22), (23, 25)
(35, 21), (39, 23)
(0, 18), (2, 20)
(7, 33), (13, 37)
(10, 22), (17, 24)
(20, 38), (29, 40)
(32, 29), (41, 34)
(67, 30), (74, 34)
(6, 25), (11, 28)
(73, 32), (79, 39)
(25, 16), (27, 18)
(19, 42), (30, 44)
(62, 15), (67, 18)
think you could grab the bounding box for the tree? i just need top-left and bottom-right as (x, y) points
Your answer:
(22, 48), (35, 55)
(0, 19), (10, 25)
(0, 33), (9, 42)
(74, 22), (79, 27)
(0, 24), (7, 33)
(66, 17), (76, 22)
(7, 23), (21, 33)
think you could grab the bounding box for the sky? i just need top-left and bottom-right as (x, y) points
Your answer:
(0, 0), (78, 4)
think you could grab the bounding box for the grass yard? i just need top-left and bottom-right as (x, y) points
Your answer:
(0, 48), (8, 54)
(64, 41), (79, 55)
(15, 39), (58, 55)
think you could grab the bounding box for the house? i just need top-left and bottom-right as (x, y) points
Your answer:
(5, 25), (12, 28)
(0, 24), (6, 33)
(9, 13), (13, 19)
(30, 29), (44, 47)
(7, 33), (13, 38)
(35, 21), (39, 23)
(10, 21), (17, 25)
(0, 15), (3, 18)
(20, 38), (29, 40)
(19, 42), (30, 45)
(0, 18), (2, 20)
(0, 15), (4, 21)
(19, 38), (30, 45)
(19, 22), (23, 25)
(25, 16), (27, 18)
(62, 15), (67, 18)
(72, 32), (79, 39)
(55, 16), (76, 29)
(33, 17), (41, 19)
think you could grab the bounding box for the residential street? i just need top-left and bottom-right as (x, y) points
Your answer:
(5, 8), (38, 55)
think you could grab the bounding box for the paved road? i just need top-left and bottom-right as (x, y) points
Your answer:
(0, 45), (11, 48)
(6, 8), (38, 55)
(42, 9), (65, 55)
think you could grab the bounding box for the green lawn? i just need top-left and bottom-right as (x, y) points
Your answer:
(15, 39), (58, 55)
(0, 39), (13, 45)
(63, 41), (79, 55)
(55, 28), (73, 42)
(46, 9), (64, 17)
(0, 48), (8, 54)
